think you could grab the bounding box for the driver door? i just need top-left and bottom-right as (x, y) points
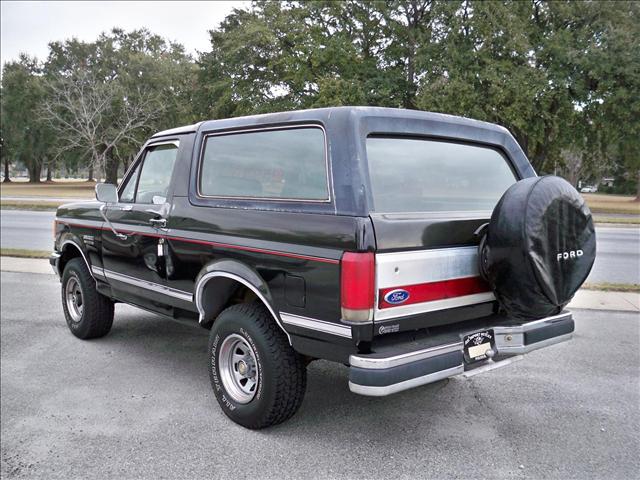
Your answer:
(100, 141), (179, 312)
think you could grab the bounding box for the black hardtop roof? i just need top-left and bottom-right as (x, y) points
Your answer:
(151, 106), (509, 138)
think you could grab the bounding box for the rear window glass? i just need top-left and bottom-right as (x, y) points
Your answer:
(366, 137), (517, 213)
(199, 127), (329, 201)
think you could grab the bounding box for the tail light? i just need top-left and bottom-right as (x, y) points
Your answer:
(340, 252), (375, 323)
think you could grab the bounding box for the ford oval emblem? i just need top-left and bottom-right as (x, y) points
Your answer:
(384, 289), (410, 305)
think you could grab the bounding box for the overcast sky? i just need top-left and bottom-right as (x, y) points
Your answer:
(0, 1), (249, 66)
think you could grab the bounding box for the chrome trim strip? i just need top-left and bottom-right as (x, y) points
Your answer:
(496, 333), (573, 355)
(348, 365), (464, 397)
(376, 246), (481, 289)
(196, 124), (332, 203)
(101, 268), (192, 302)
(374, 292), (495, 321)
(374, 246), (495, 320)
(371, 211), (493, 220)
(349, 342), (462, 370)
(280, 312), (352, 339)
(60, 239), (95, 281)
(493, 311), (572, 334)
(194, 271), (291, 344)
(148, 139), (180, 148)
(91, 265), (106, 278)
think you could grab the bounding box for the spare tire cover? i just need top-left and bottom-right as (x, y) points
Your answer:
(482, 175), (596, 320)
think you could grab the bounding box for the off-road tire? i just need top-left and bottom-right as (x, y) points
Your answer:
(61, 258), (114, 339)
(208, 303), (307, 429)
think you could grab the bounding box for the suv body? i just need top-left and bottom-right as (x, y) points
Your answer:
(51, 107), (574, 427)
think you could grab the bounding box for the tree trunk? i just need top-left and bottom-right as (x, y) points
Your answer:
(87, 166), (94, 182)
(28, 164), (42, 183)
(635, 169), (640, 202)
(46, 164), (52, 182)
(3, 156), (10, 182)
(104, 148), (119, 185)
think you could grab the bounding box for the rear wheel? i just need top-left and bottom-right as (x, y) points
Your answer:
(61, 258), (114, 339)
(208, 303), (306, 429)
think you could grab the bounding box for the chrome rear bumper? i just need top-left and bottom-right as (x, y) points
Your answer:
(348, 311), (574, 396)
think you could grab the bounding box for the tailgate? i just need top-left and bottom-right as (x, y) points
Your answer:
(364, 135), (520, 331)
(371, 213), (495, 325)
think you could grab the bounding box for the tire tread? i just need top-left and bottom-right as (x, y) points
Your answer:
(212, 303), (306, 429)
(62, 258), (114, 339)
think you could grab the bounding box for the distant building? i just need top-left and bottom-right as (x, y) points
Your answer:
(601, 177), (615, 187)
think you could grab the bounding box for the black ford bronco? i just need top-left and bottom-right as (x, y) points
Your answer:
(51, 107), (596, 429)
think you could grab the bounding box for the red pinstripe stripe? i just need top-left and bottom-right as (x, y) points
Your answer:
(378, 276), (491, 309)
(59, 221), (340, 264)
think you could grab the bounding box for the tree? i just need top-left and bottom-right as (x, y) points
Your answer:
(0, 133), (8, 182)
(415, 1), (639, 176)
(196, 1), (638, 193)
(41, 69), (163, 183)
(42, 29), (197, 184)
(1, 55), (55, 182)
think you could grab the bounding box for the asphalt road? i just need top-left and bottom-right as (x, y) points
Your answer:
(0, 210), (56, 251)
(1, 209), (638, 283)
(587, 226), (640, 284)
(1, 271), (638, 479)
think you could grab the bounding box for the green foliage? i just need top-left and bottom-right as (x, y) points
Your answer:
(1, 1), (638, 191)
(41, 28), (197, 182)
(195, 0), (638, 185)
(1, 55), (56, 182)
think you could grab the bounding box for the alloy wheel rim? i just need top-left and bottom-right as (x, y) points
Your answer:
(65, 275), (84, 322)
(218, 334), (259, 404)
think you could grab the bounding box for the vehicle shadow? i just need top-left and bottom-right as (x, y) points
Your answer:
(103, 305), (477, 443)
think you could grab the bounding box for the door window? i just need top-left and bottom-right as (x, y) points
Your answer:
(136, 144), (178, 204)
(118, 143), (178, 204)
(119, 163), (141, 203)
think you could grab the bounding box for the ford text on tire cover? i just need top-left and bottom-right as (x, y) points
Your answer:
(50, 107), (596, 429)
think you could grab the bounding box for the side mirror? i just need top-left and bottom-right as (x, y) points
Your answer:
(95, 183), (118, 204)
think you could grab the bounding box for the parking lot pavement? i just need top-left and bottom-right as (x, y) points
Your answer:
(1, 271), (639, 480)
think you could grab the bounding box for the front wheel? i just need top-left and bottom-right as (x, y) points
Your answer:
(61, 258), (114, 339)
(208, 303), (307, 429)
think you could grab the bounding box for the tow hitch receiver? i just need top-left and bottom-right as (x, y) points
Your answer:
(463, 329), (496, 364)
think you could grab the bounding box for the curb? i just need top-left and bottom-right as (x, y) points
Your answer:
(1, 256), (54, 275)
(1, 256), (638, 313)
(594, 223), (640, 228)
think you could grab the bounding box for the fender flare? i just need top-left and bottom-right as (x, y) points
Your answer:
(193, 259), (291, 344)
(58, 237), (95, 281)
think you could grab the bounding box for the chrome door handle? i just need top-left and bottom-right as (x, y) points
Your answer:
(149, 218), (167, 228)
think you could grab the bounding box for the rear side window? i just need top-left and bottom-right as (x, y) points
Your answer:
(199, 127), (329, 201)
(366, 137), (517, 213)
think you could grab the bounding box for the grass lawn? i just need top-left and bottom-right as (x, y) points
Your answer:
(1, 179), (638, 217)
(594, 216), (640, 225)
(582, 193), (640, 215)
(0, 200), (61, 210)
(0, 179), (95, 198)
(582, 282), (640, 293)
(0, 248), (51, 259)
